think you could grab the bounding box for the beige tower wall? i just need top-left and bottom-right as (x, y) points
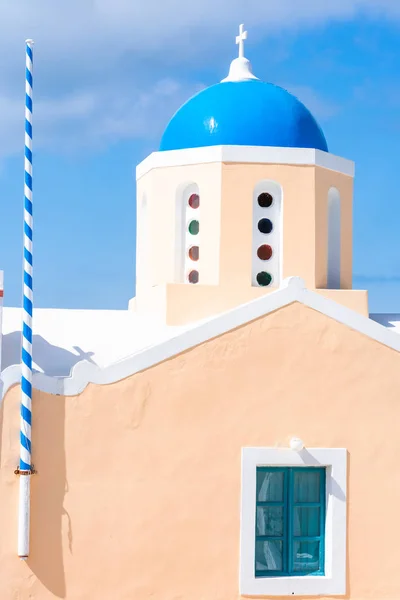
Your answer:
(136, 163), (222, 290)
(133, 153), (366, 324)
(219, 162), (353, 289)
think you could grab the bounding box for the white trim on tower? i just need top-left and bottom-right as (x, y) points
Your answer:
(137, 146), (355, 180)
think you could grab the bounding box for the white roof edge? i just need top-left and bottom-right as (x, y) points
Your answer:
(1, 277), (398, 400)
(136, 146), (355, 180)
(370, 313), (400, 319)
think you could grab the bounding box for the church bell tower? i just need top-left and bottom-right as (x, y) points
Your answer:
(130, 25), (367, 325)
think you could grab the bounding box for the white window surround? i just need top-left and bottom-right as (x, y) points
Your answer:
(240, 446), (347, 597)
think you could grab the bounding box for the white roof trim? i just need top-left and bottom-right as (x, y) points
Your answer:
(136, 146), (355, 179)
(1, 277), (398, 399)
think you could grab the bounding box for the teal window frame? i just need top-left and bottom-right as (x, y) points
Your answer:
(255, 466), (326, 578)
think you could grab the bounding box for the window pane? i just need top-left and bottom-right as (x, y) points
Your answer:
(256, 506), (283, 537)
(294, 470), (321, 502)
(257, 470), (284, 502)
(255, 540), (283, 572)
(293, 541), (320, 572)
(293, 507), (320, 537)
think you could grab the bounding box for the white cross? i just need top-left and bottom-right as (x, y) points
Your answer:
(236, 24), (247, 59)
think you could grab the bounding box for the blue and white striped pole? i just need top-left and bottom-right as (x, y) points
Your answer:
(18, 38), (34, 560)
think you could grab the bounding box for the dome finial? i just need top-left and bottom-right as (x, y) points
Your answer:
(236, 24), (247, 59)
(221, 24), (259, 83)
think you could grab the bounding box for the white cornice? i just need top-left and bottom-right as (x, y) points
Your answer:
(136, 146), (355, 180)
(1, 277), (399, 400)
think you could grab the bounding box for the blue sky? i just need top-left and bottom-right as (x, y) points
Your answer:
(0, 1), (399, 312)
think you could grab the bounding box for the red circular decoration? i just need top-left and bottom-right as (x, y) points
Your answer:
(188, 270), (199, 284)
(188, 193), (200, 209)
(257, 244), (273, 260)
(188, 246), (199, 261)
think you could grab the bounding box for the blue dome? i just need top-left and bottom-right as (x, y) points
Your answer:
(160, 80), (328, 153)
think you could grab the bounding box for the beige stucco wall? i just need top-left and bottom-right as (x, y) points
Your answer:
(0, 302), (399, 599)
(135, 160), (357, 323)
(133, 282), (369, 324)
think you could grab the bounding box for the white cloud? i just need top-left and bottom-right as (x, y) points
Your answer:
(1, 0), (399, 66)
(0, 79), (204, 158)
(0, 0), (398, 158)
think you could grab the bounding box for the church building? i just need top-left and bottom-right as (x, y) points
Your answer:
(0, 25), (399, 600)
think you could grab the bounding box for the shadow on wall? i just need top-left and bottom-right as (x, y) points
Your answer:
(0, 335), (96, 594)
(0, 336), (95, 596)
(0, 387), (69, 596)
(27, 391), (69, 598)
(2, 332), (96, 376)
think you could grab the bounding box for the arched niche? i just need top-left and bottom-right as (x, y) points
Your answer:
(252, 180), (283, 288)
(136, 193), (149, 286)
(175, 182), (200, 283)
(327, 187), (341, 289)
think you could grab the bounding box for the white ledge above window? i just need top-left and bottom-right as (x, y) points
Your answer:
(240, 447), (347, 596)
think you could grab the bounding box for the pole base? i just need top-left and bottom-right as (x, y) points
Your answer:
(18, 474), (31, 558)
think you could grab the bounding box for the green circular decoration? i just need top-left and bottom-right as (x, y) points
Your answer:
(256, 271), (272, 287)
(188, 220), (199, 235)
